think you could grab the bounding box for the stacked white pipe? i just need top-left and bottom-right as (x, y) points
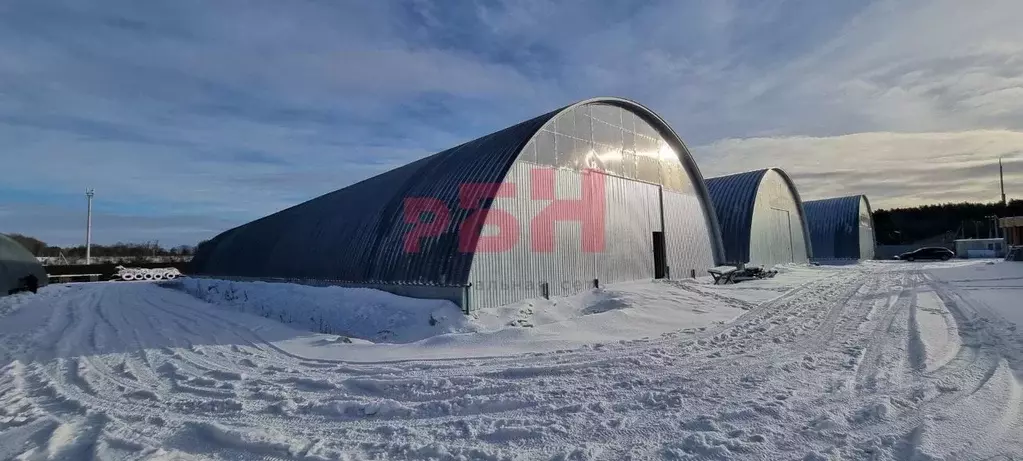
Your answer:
(115, 266), (182, 281)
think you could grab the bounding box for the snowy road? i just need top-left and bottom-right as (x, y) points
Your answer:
(1, 263), (1022, 460)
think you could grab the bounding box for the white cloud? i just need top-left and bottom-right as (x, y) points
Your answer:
(735, 0), (1023, 135)
(2, 0), (1023, 245)
(696, 130), (1023, 208)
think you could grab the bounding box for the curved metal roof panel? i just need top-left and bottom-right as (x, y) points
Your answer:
(705, 169), (767, 264)
(803, 195), (872, 260)
(191, 109), (556, 286)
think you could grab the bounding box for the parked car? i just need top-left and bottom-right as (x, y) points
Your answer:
(896, 247), (955, 261)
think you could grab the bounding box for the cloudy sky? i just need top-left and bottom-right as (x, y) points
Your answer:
(1, 0), (1021, 247)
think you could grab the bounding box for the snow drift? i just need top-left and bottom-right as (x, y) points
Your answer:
(173, 275), (762, 360)
(174, 278), (472, 343)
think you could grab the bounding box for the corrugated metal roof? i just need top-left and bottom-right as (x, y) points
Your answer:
(191, 110), (555, 286)
(803, 195), (872, 260)
(191, 97), (726, 288)
(705, 170), (766, 264)
(705, 168), (812, 264)
(1, 234), (48, 296)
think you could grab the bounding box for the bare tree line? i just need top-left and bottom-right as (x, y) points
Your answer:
(3, 233), (201, 259)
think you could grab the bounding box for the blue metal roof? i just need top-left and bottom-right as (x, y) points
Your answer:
(705, 170), (765, 264)
(705, 168), (811, 264)
(191, 97), (725, 286)
(803, 195), (872, 260)
(191, 110), (554, 286)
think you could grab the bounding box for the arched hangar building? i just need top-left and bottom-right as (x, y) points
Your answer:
(705, 168), (812, 268)
(1, 234), (48, 297)
(803, 195), (876, 261)
(192, 97), (726, 311)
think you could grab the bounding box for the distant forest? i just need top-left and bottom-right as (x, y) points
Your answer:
(6, 200), (1022, 256)
(4, 233), (200, 258)
(873, 199), (1023, 245)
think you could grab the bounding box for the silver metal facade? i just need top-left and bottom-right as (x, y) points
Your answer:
(749, 170), (810, 267)
(193, 97), (724, 310)
(468, 102), (720, 309)
(467, 164), (666, 307)
(1, 234), (48, 296)
(705, 169), (811, 267)
(663, 190), (718, 278)
(803, 195), (876, 261)
(857, 196), (876, 260)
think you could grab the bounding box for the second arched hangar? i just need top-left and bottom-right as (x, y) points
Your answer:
(705, 168), (812, 268)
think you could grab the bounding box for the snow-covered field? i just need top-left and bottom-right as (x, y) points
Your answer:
(1, 261), (1021, 460)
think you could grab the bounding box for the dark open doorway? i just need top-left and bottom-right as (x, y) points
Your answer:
(652, 231), (667, 279)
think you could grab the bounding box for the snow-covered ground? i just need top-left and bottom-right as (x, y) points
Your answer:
(929, 260), (1023, 327)
(1, 261), (1021, 460)
(175, 272), (772, 362)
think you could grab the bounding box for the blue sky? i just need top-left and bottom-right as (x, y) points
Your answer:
(1, 0), (1022, 247)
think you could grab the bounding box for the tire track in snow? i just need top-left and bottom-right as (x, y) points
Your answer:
(3, 266), (1021, 460)
(917, 281), (1007, 404)
(2, 288), (240, 459)
(914, 289), (962, 373)
(66, 288), (172, 407)
(906, 295), (928, 373)
(670, 271), (871, 367)
(946, 359), (1023, 458)
(80, 290), (158, 396)
(838, 272), (1020, 455)
(854, 271), (918, 396)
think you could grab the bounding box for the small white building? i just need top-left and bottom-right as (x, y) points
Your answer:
(954, 238), (1006, 258)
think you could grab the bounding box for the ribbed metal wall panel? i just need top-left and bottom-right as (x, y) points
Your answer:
(463, 162), (536, 308)
(662, 190), (718, 278)
(463, 164), (659, 308)
(601, 175), (658, 285)
(467, 102), (719, 309)
(705, 168), (812, 267)
(1, 234), (48, 296)
(858, 196), (877, 260)
(467, 166), (668, 308)
(803, 195), (875, 261)
(747, 170), (810, 267)
(194, 97), (725, 310)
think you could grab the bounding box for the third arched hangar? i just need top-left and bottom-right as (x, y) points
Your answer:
(803, 195), (876, 261)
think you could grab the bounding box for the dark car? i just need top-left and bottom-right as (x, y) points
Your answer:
(896, 247), (955, 261)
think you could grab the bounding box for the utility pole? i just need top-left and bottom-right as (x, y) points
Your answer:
(1000, 157), (1007, 207)
(85, 189), (94, 265)
(984, 215), (1001, 240)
